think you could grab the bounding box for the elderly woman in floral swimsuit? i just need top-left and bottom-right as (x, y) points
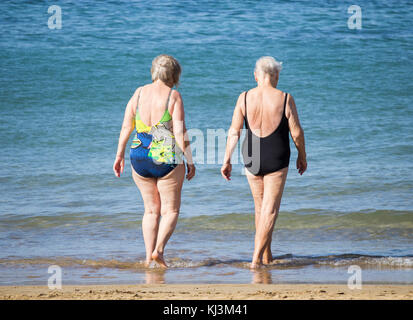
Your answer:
(113, 54), (195, 268)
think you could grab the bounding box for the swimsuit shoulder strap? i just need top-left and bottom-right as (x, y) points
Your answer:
(283, 92), (288, 118)
(244, 90), (250, 129)
(165, 89), (173, 109)
(159, 89), (173, 123)
(244, 90), (249, 119)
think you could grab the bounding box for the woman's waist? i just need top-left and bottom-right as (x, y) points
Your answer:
(132, 131), (177, 146)
(242, 136), (290, 148)
(131, 132), (183, 163)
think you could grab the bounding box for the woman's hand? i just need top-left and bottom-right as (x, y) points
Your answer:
(221, 163), (232, 181)
(113, 155), (125, 177)
(186, 163), (196, 181)
(296, 154), (307, 175)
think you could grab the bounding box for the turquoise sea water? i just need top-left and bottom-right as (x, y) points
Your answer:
(0, 1), (412, 285)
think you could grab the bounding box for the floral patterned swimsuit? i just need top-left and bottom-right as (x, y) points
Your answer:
(130, 89), (182, 178)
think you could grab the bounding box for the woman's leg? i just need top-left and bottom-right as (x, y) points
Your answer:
(246, 171), (273, 264)
(251, 167), (288, 268)
(152, 164), (185, 268)
(132, 169), (161, 266)
(246, 171), (271, 264)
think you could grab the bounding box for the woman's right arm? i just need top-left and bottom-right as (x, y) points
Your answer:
(113, 88), (139, 177)
(286, 94), (307, 175)
(221, 92), (245, 180)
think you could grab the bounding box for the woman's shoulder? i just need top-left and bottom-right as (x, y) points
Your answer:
(267, 88), (292, 100)
(269, 87), (286, 95)
(132, 84), (147, 97)
(237, 89), (250, 101)
(234, 90), (247, 107)
(136, 83), (152, 92)
(167, 89), (183, 115)
(169, 89), (183, 105)
(242, 88), (254, 95)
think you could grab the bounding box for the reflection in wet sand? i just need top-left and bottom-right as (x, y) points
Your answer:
(145, 269), (166, 284)
(251, 268), (272, 284)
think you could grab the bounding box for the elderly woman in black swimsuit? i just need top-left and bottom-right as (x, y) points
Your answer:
(221, 56), (307, 269)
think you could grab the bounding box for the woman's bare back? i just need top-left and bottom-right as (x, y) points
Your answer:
(136, 82), (174, 126)
(243, 87), (287, 137)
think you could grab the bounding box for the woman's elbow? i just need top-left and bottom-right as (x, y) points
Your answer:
(228, 127), (241, 138)
(121, 124), (134, 134)
(291, 127), (304, 141)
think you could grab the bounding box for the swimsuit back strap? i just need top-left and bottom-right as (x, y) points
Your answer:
(165, 89), (173, 109)
(244, 90), (249, 120)
(283, 92), (288, 117)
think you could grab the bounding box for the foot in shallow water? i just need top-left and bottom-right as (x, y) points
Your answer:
(152, 251), (168, 268)
(250, 262), (263, 269)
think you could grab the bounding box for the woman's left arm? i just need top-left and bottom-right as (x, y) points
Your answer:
(113, 88), (139, 177)
(286, 94), (307, 175)
(171, 91), (196, 180)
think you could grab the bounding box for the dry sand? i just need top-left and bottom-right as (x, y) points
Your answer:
(0, 284), (412, 300)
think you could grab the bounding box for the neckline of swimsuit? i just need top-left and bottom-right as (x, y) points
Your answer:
(136, 88), (173, 128)
(244, 90), (288, 139)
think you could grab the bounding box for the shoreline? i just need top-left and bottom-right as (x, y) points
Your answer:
(1, 284), (412, 300)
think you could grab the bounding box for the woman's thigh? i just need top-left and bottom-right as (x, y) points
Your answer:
(157, 164), (185, 215)
(132, 167), (161, 214)
(262, 167), (288, 214)
(246, 170), (264, 209)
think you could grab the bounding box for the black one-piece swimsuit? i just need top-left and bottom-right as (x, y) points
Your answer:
(242, 91), (291, 176)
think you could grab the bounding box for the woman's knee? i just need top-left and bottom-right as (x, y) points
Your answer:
(161, 210), (179, 217)
(144, 204), (161, 215)
(260, 206), (279, 217)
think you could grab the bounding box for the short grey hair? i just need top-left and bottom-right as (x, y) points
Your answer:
(255, 56), (282, 77)
(151, 54), (181, 87)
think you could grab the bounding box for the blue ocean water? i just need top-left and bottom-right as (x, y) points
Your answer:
(0, 1), (412, 285)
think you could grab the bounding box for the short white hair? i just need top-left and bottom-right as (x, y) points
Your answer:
(151, 54), (181, 87)
(255, 56), (282, 77)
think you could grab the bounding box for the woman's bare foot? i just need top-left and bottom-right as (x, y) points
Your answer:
(262, 248), (273, 265)
(152, 250), (168, 268)
(250, 262), (262, 269)
(144, 259), (152, 268)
